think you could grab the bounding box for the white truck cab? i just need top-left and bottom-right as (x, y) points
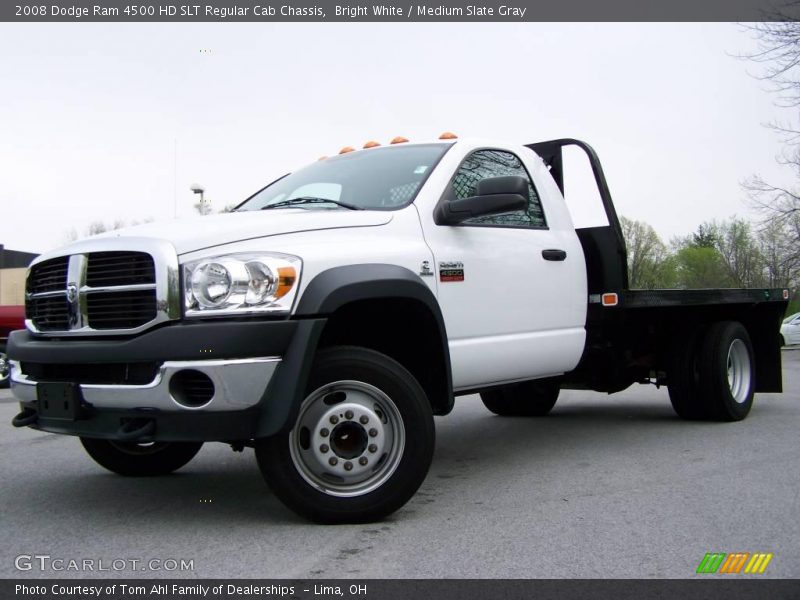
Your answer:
(8, 134), (788, 523)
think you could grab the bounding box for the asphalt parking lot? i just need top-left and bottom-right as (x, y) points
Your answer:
(1, 349), (798, 579)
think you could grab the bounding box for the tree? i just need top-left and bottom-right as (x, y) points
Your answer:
(675, 246), (734, 289)
(740, 17), (800, 303)
(691, 223), (718, 248)
(620, 216), (677, 288)
(757, 217), (800, 288)
(714, 218), (765, 288)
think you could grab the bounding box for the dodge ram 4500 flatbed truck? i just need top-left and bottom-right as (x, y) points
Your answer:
(9, 136), (789, 523)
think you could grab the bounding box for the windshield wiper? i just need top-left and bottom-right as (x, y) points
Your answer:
(261, 197), (363, 211)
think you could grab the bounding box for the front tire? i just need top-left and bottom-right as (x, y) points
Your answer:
(480, 378), (560, 417)
(80, 438), (203, 476)
(256, 346), (435, 524)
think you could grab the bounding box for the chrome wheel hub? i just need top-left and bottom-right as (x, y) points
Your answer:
(726, 339), (751, 404)
(290, 380), (404, 497)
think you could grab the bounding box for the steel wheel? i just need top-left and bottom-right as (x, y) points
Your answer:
(290, 380), (405, 498)
(726, 339), (751, 404)
(256, 346), (435, 523)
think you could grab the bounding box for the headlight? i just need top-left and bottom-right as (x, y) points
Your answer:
(183, 253), (301, 317)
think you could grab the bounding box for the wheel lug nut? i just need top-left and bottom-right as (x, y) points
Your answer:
(368, 428), (378, 437)
(368, 444), (377, 453)
(345, 410), (354, 420)
(328, 457), (338, 466)
(320, 428), (329, 437)
(359, 457), (368, 466)
(344, 461), (353, 471)
(330, 416), (339, 425)
(320, 444), (329, 453)
(359, 415), (369, 424)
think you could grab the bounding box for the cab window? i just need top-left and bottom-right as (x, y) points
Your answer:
(449, 149), (546, 228)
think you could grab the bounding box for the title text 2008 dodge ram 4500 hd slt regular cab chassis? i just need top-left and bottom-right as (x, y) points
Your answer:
(8, 136), (788, 523)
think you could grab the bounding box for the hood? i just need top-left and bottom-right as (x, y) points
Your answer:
(94, 209), (394, 254)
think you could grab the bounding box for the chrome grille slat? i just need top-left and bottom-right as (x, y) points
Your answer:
(26, 257), (69, 295)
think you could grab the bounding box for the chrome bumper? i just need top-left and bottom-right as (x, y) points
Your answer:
(10, 357), (280, 412)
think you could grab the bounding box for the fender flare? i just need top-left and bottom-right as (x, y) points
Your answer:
(256, 264), (453, 438)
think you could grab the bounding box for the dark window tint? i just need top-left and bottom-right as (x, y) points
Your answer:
(450, 149), (546, 228)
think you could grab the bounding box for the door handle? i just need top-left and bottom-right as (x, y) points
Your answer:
(542, 249), (567, 261)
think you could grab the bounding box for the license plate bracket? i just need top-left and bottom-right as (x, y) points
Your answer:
(37, 382), (85, 420)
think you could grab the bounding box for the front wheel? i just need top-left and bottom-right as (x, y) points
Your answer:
(80, 438), (203, 476)
(256, 346), (435, 524)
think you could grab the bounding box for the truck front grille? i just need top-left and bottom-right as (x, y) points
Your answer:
(26, 257), (69, 295)
(25, 295), (70, 331)
(86, 290), (157, 329)
(86, 251), (156, 287)
(24, 243), (176, 336)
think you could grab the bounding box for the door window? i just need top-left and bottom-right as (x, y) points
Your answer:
(448, 149), (546, 228)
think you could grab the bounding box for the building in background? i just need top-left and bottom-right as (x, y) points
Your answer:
(0, 245), (38, 305)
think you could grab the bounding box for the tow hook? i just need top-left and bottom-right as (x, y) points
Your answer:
(116, 418), (156, 441)
(12, 408), (38, 428)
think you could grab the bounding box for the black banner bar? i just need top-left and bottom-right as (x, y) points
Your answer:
(3, 0), (800, 22)
(4, 579), (800, 600)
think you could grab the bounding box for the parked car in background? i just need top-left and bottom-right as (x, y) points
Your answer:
(781, 312), (800, 346)
(0, 305), (25, 388)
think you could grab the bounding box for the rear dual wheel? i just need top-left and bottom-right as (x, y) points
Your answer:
(668, 321), (755, 422)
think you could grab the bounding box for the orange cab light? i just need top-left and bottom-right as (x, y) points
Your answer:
(602, 293), (619, 307)
(363, 141), (381, 149)
(339, 146), (355, 154)
(318, 155), (328, 161)
(439, 131), (458, 140)
(276, 267), (297, 299)
(390, 136), (409, 144)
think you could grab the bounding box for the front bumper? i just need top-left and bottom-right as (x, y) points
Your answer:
(7, 318), (325, 442)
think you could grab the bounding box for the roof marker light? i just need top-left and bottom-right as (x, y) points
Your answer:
(318, 156), (328, 161)
(439, 132), (458, 140)
(390, 136), (409, 144)
(339, 146), (355, 154)
(363, 141), (381, 149)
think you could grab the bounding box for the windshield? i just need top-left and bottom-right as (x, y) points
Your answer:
(237, 144), (450, 212)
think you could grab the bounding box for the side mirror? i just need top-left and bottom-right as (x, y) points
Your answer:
(436, 175), (529, 225)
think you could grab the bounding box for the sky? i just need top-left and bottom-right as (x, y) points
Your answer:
(0, 22), (793, 253)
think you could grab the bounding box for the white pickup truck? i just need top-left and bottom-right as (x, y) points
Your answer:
(9, 135), (788, 523)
